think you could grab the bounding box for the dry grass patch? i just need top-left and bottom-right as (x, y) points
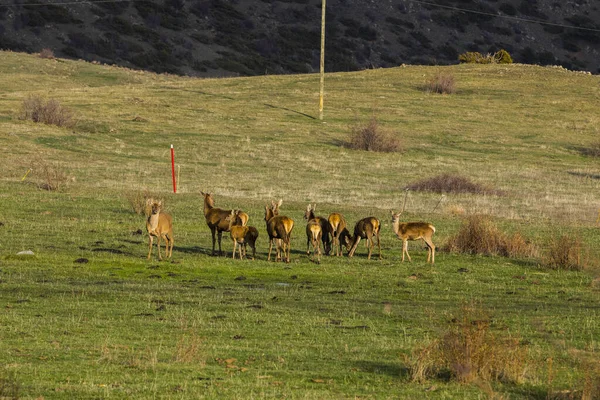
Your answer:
(21, 95), (74, 128)
(444, 215), (537, 258)
(579, 141), (600, 157)
(407, 303), (529, 385)
(426, 72), (456, 94)
(543, 235), (589, 271)
(31, 158), (71, 191)
(38, 48), (55, 59)
(348, 117), (402, 153)
(406, 174), (503, 195)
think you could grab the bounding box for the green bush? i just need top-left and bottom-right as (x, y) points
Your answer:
(494, 49), (513, 64)
(458, 50), (513, 65)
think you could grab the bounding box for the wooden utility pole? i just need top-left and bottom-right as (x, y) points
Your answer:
(319, 0), (326, 120)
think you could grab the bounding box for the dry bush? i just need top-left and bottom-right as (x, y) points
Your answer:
(426, 72), (455, 94)
(408, 303), (529, 385)
(579, 141), (600, 157)
(406, 173), (502, 195)
(31, 158), (70, 191)
(544, 235), (588, 271)
(39, 48), (55, 59)
(0, 369), (20, 399)
(125, 189), (162, 216)
(444, 215), (537, 258)
(348, 117), (402, 153)
(174, 332), (206, 365)
(21, 95), (74, 128)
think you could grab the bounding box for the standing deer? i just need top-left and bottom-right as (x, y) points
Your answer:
(146, 199), (174, 261)
(346, 217), (381, 260)
(390, 211), (436, 264)
(227, 210), (259, 260)
(303, 204), (331, 257)
(200, 191), (246, 256)
(328, 212), (348, 256)
(264, 199), (294, 263)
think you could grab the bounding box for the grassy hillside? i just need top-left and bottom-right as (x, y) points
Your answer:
(0, 51), (599, 399)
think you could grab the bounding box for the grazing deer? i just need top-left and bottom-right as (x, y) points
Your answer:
(303, 204), (332, 256)
(328, 212), (348, 256)
(305, 217), (323, 263)
(200, 191), (246, 256)
(390, 211), (436, 264)
(346, 217), (381, 260)
(227, 210), (258, 260)
(145, 199), (174, 261)
(264, 199), (294, 263)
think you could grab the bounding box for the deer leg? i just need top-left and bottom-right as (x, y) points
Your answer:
(147, 235), (154, 260)
(366, 235), (373, 260)
(217, 231), (223, 256)
(232, 240), (236, 259)
(267, 238), (274, 261)
(306, 236), (311, 255)
(157, 234), (163, 260)
(166, 234), (173, 258)
(403, 240), (412, 262)
(210, 229), (217, 256)
(424, 237), (435, 264)
(376, 232), (382, 260)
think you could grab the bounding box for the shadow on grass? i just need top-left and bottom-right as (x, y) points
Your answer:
(263, 103), (316, 120)
(354, 361), (410, 379)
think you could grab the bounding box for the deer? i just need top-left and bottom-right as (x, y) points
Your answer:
(226, 210), (259, 260)
(200, 191), (246, 256)
(303, 204), (331, 257)
(346, 217), (381, 260)
(390, 211), (436, 264)
(328, 212), (348, 256)
(264, 199), (294, 263)
(145, 199), (174, 261)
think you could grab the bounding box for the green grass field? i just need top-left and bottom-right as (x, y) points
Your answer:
(0, 51), (599, 399)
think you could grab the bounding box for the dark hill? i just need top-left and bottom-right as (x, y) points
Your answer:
(1, 0), (598, 76)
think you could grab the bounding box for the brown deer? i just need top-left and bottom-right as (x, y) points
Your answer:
(346, 217), (381, 260)
(200, 191), (246, 256)
(303, 204), (331, 256)
(264, 199), (294, 263)
(227, 210), (259, 260)
(328, 212), (348, 256)
(390, 211), (436, 264)
(145, 199), (174, 261)
(305, 217), (322, 263)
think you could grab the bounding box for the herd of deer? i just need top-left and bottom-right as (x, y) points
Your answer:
(145, 192), (437, 264)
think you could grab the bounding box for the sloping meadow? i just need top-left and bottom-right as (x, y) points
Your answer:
(0, 52), (599, 398)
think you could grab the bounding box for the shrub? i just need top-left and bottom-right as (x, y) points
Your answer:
(21, 96), (74, 128)
(406, 173), (501, 195)
(348, 117), (402, 153)
(426, 72), (455, 94)
(32, 158), (70, 191)
(544, 235), (587, 271)
(458, 50), (513, 64)
(444, 215), (537, 258)
(408, 303), (529, 384)
(494, 49), (513, 64)
(38, 48), (55, 59)
(125, 189), (162, 216)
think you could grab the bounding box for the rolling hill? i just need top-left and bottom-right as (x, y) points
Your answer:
(0, 0), (599, 77)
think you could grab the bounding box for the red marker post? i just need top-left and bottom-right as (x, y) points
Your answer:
(170, 144), (177, 193)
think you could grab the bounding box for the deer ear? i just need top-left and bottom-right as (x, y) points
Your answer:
(277, 199), (283, 207)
